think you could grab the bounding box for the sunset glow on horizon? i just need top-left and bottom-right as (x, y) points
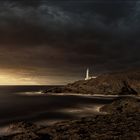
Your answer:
(0, 72), (39, 85)
(0, 69), (75, 85)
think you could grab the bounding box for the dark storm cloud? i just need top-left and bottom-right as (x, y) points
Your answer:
(0, 0), (140, 83)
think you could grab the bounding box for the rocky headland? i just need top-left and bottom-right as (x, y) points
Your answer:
(44, 69), (140, 95)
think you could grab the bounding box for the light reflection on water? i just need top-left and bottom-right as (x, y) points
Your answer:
(0, 85), (116, 135)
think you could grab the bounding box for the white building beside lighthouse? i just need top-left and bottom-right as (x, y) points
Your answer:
(85, 68), (97, 80)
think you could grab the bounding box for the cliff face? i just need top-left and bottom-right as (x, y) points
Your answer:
(45, 69), (140, 95)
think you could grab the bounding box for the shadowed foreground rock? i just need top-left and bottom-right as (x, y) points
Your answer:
(1, 113), (140, 140)
(38, 113), (140, 140)
(1, 97), (140, 140)
(119, 81), (138, 95)
(100, 97), (140, 114)
(0, 122), (51, 140)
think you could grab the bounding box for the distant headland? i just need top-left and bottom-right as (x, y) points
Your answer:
(44, 69), (140, 96)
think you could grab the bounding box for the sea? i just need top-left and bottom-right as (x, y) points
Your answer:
(0, 85), (114, 130)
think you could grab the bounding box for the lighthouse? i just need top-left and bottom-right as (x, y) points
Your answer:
(85, 68), (89, 80)
(85, 68), (97, 80)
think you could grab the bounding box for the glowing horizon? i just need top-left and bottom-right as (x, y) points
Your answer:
(0, 73), (39, 85)
(0, 69), (75, 85)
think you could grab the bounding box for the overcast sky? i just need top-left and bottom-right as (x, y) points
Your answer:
(0, 0), (139, 85)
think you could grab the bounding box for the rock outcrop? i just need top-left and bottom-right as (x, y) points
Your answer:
(2, 112), (140, 140)
(39, 113), (140, 140)
(100, 97), (140, 114)
(44, 69), (140, 95)
(119, 81), (138, 95)
(1, 122), (51, 140)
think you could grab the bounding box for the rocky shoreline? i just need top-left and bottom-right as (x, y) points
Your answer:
(1, 96), (140, 140)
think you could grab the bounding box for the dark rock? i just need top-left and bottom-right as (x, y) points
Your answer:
(2, 122), (51, 140)
(43, 69), (140, 95)
(119, 81), (138, 95)
(2, 111), (140, 140)
(44, 87), (64, 93)
(39, 113), (140, 140)
(100, 97), (140, 114)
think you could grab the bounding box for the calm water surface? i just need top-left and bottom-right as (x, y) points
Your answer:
(0, 86), (114, 127)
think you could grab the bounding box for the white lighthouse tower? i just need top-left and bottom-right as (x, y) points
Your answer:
(85, 68), (97, 80)
(85, 68), (89, 80)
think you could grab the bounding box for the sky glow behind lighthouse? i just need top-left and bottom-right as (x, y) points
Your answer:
(0, 0), (139, 84)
